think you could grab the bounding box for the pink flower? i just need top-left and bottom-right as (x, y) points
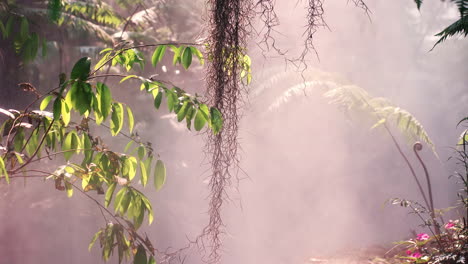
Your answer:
(406, 250), (412, 256)
(416, 233), (430, 241)
(445, 220), (456, 230)
(410, 251), (422, 258)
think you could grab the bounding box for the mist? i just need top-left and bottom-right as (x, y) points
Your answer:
(1, 0), (467, 264)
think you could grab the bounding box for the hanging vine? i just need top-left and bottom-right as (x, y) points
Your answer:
(202, 0), (254, 262)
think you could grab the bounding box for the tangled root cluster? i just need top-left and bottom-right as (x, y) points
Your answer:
(203, 0), (254, 263)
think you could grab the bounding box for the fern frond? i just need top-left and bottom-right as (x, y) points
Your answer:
(61, 12), (114, 44)
(63, 1), (123, 28)
(260, 69), (437, 156)
(451, 0), (468, 17)
(432, 15), (468, 49)
(18, 6), (115, 44)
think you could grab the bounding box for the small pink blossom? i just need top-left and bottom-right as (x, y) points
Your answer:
(445, 220), (456, 230)
(416, 233), (430, 241)
(410, 251), (422, 258)
(406, 250), (412, 256)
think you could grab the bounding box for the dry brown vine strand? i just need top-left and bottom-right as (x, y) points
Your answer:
(254, 0), (286, 55)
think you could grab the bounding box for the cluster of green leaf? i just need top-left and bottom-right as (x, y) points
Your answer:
(0, 0), (126, 64)
(413, 0), (468, 48)
(0, 42), (222, 264)
(0, 15), (47, 63)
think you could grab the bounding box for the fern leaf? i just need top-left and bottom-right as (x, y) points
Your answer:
(451, 0), (468, 17)
(414, 0), (423, 10)
(431, 15), (468, 49)
(260, 69), (438, 156)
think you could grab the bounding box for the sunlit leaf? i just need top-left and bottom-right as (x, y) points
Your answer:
(65, 181), (73, 197)
(126, 106), (134, 133)
(119, 75), (138, 83)
(71, 57), (91, 81)
(139, 161), (148, 187)
(190, 46), (204, 65)
(88, 230), (102, 251)
(110, 103), (124, 136)
(194, 109), (207, 131)
(105, 182), (117, 207)
(124, 140), (134, 152)
(95, 82), (111, 120)
(0, 157), (9, 184)
(177, 101), (189, 122)
(154, 160), (166, 191)
(40, 95), (54, 111)
(151, 45), (167, 67)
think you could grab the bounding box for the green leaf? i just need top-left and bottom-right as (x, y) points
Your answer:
(148, 256), (156, 264)
(0, 157), (9, 184)
(25, 129), (39, 156)
(181, 47), (192, 69)
(154, 160), (166, 191)
(40, 95), (53, 110)
(0, 21), (6, 39)
(41, 38), (48, 57)
(105, 182), (117, 207)
(113, 187), (127, 212)
(194, 109), (207, 131)
(20, 17), (29, 39)
(119, 75), (138, 83)
(14, 128), (25, 152)
(65, 181), (73, 197)
(185, 105), (195, 130)
(96, 82), (112, 119)
(83, 133), (93, 164)
(166, 91), (178, 112)
(134, 244), (147, 264)
(53, 98), (62, 120)
(139, 160), (148, 187)
(127, 157), (137, 181)
(63, 131), (80, 161)
(177, 101), (189, 122)
(88, 230), (102, 251)
(69, 81), (93, 115)
(110, 103), (124, 136)
(29, 33), (39, 60)
(71, 57), (91, 81)
(151, 45), (167, 67)
(210, 107), (223, 134)
(190, 46), (204, 65)
(137, 146), (146, 160)
(124, 140), (134, 152)
(126, 106), (134, 133)
(4, 16), (12, 39)
(170, 45), (184, 65)
(13, 152), (24, 164)
(154, 91), (163, 109)
(61, 99), (71, 126)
